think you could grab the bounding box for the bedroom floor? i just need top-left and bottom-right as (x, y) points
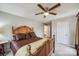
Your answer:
(6, 51), (13, 56)
(6, 43), (77, 56)
(51, 43), (77, 56)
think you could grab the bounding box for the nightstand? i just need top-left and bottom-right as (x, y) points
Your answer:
(0, 40), (8, 56)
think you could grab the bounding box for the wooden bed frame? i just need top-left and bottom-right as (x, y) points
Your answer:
(12, 26), (33, 35)
(28, 38), (55, 56)
(11, 26), (55, 56)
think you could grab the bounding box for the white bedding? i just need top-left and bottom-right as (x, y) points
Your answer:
(15, 38), (49, 56)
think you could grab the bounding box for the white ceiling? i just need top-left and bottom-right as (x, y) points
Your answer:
(0, 3), (79, 22)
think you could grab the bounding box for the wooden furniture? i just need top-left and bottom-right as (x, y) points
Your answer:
(15, 38), (55, 56)
(10, 26), (41, 55)
(0, 48), (4, 56)
(11, 25), (55, 56)
(27, 38), (54, 56)
(0, 40), (8, 56)
(75, 12), (79, 56)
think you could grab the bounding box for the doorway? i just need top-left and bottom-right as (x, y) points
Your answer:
(43, 21), (52, 38)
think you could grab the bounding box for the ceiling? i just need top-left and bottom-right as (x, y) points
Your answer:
(0, 3), (79, 22)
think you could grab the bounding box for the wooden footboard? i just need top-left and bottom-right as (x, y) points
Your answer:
(28, 39), (54, 56)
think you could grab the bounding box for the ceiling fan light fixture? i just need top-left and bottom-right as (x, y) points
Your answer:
(36, 3), (61, 17)
(44, 12), (49, 16)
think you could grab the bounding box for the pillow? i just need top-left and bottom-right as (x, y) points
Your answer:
(29, 32), (37, 38)
(13, 35), (17, 40)
(25, 33), (31, 39)
(15, 33), (26, 40)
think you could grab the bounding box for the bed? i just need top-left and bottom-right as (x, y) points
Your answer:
(10, 26), (55, 56)
(10, 26), (41, 55)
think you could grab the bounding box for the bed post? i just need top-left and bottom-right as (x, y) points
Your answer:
(53, 35), (55, 53)
(12, 26), (14, 34)
(28, 45), (32, 56)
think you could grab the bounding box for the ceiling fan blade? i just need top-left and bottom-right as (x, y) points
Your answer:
(38, 4), (46, 12)
(48, 3), (61, 11)
(35, 12), (44, 15)
(49, 12), (57, 15)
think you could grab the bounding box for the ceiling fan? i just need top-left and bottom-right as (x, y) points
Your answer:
(35, 3), (61, 18)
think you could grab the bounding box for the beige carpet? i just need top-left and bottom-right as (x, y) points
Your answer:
(51, 43), (77, 56)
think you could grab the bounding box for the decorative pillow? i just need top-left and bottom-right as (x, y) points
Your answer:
(13, 35), (17, 40)
(29, 32), (37, 38)
(15, 33), (26, 40)
(25, 33), (31, 39)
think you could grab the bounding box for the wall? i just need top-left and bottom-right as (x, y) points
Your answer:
(0, 11), (43, 41)
(52, 16), (77, 47)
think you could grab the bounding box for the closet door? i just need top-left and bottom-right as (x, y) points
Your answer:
(56, 21), (70, 46)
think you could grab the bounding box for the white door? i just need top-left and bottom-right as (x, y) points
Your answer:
(56, 21), (70, 46)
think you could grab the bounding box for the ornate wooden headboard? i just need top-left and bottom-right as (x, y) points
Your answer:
(12, 26), (33, 35)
